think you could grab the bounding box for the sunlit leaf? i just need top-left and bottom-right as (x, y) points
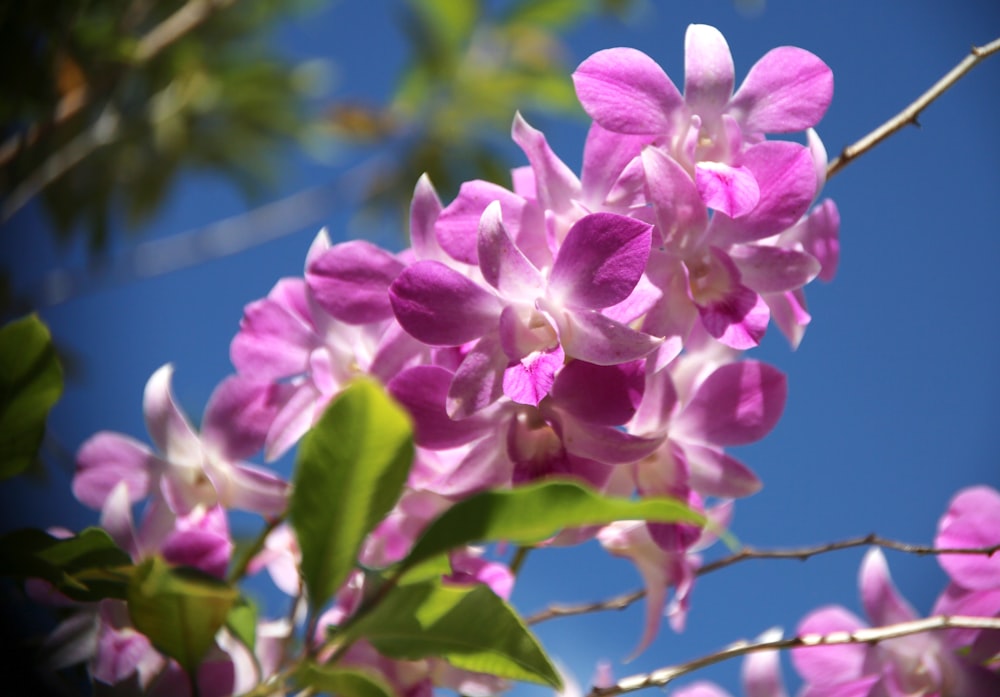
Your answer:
(290, 378), (414, 611)
(297, 663), (397, 697)
(126, 556), (238, 674)
(345, 578), (560, 687)
(402, 479), (703, 571)
(226, 597), (257, 652)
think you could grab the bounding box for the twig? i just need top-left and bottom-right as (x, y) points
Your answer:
(527, 589), (644, 625)
(587, 615), (1000, 697)
(525, 536), (1000, 625)
(697, 534), (1000, 576)
(827, 36), (1000, 178)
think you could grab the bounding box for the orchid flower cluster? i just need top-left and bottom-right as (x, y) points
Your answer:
(19, 22), (998, 697)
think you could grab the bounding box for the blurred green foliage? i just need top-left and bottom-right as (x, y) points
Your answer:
(0, 0), (311, 250)
(0, 0), (639, 288)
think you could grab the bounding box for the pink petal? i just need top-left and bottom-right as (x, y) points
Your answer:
(499, 304), (557, 360)
(729, 244), (820, 293)
(695, 162), (760, 218)
(143, 364), (201, 463)
(676, 360), (787, 446)
(161, 521), (232, 579)
(697, 284), (770, 349)
(389, 260), (503, 345)
(436, 181), (542, 265)
(502, 346), (564, 406)
(631, 364), (679, 435)
(807, 128), (829, 191)
(673, 684), (733, 697)
(306, 240), (405, 323)
(446, 334), (508, 419)
(580, 122), (648, 206)
(711, 141), (818, 244)
(642, 147), (708, 253)
(551, 359), (644, 426)
(368, 320), (430, 382)
(684, 25), (736, 119)
(604, 273), (661, 329)
(743, 629), (788, 697)
(230, 281), (317, 379)
(477, 201), (545, 299)
(598, 521), (691, 656)
(764, 289), (811, 350)
(558, 409), (662, 465)
(780, 199), (840, 283)
(410, 174), (445, 261)
(93, 622), (161, 686)
(549, 304), (662, 365)
(201, 375), (282, 461)
(933, 583), (1000, 654)
(511, 112), (580, 214)
(264, 381), (322, 461)
(99, 482), (139, 557)
(388, 366), (492, 449)
(729, 46), (834, 133)
(792, 606), (869, 684)
(859, 548), (918, 626)
(682, 443), (762, 498)
(573, 48), (684, 135)
(936, 486), (1000, 591)
(217, 463), (289, 518)
(74, 432), (156, 509)
(548, 213), (653, 309)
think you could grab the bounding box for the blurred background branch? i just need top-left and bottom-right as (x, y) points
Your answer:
(1, 0), (643, 315)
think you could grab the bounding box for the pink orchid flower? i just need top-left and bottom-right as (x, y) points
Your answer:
(74, 364), (288, 517)
(793, 548), (1000, 697)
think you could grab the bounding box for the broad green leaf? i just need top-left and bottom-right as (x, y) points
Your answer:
(297, 663), (396, 697)
(0, 526), (132, 601)
(226, 597), (257, 652)
(346, 578), (560, 688)
(126, 556), (238, 673)
(403, 479), (704, 571)
(290, 378), (414, 611)
(0, 314), (63, 479)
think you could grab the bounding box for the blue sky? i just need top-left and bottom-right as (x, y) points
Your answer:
(2, 1), (999, 695)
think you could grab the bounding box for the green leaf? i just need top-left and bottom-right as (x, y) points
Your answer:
(290, 378), (414, 611)
(403, 479), (704, 571)
(226, 597), (257, 652)
(0, 314), (63, 479)
(346, 578), (560, 688)
(126, 556), (238, 674)
(0, 526), (132, 601)
(297, 663), (397, 697)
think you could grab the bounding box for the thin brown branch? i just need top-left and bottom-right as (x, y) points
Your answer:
(527, 589), (644, 625)
(697, 534), (1000, 576)
(525, 537), (1000, 625)
(827, 35), (1000, 178)
(587, 615), (1000, 697)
